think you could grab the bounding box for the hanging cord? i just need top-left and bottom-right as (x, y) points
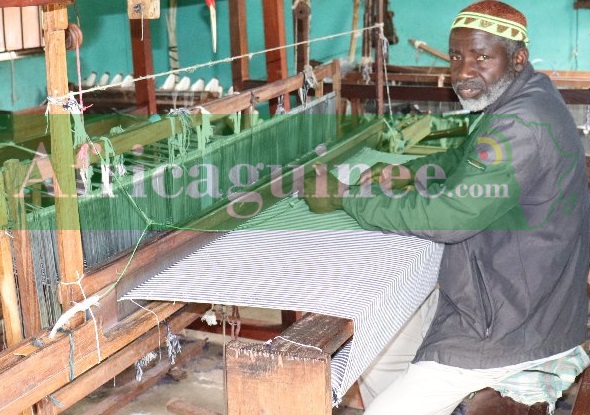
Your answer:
(263, 336), (322, 353)
(49, 23), (384, 103)
(298, 64), (317, 108)
(378, 27), (395, 119)
(133, 4), (145, 41)
(228, 306), (241, 340)
(584, 92), (590, 136)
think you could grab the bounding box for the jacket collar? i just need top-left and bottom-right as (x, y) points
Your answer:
(484, 62), (534, 115)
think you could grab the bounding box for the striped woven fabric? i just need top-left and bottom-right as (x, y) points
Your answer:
(123, 152), (444, 404)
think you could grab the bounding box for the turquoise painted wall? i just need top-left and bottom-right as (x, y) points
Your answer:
(0, 1), (588, 112)
(391, 0), (590, 70)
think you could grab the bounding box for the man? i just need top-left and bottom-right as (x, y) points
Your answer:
(304, 1), (590, 414)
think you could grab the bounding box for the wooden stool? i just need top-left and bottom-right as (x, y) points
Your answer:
(453, 388), (548, 415)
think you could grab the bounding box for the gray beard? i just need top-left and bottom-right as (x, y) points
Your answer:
(454, 73), (515, 112)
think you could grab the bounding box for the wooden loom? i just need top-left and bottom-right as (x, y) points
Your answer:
(0, 2), (387, 413)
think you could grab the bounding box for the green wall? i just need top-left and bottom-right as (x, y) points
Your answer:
(0, 1), (588, 112)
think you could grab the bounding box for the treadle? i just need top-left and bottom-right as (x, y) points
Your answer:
(453, 388), (548, 415)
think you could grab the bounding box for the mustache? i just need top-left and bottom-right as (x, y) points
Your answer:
(452, 80), (486, 91)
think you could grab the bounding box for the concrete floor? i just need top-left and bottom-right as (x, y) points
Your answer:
(62, 307), (583, 415)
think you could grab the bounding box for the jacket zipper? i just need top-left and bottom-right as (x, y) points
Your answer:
(471, 257), (493, 338)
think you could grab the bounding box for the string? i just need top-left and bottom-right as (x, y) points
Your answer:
(50, 23), (385, 102)
(75, 33), (84, 110)
(265, 335), (323, 352)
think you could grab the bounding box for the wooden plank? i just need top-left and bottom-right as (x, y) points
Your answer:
(127, 0), (160, 19)
(375, 0), (384, 115)
(130, 19), (157, 114)
(408, 39), (450, 62)
(573, 368), (590, 415)
(293, 0), (310, 73)
(262, 0), (290, 113)
(2, 160), (41, 338)
(0, 10), (5, 52)
(348, 0), (361, 62)
(226, 313), (353, 415)
(361, 0), (373, 59)
(167, 398), (221, 415)
(22, 6), (41, 49)
(0, 172), (23, 347)
(43, 4), (85, 321)
(0, 301), (185, 415)
(36, 305), (205, 415)
(228, 0), (249, 92)
(3, 7), (23, 51)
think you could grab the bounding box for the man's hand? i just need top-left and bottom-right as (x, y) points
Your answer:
(359, 162), (413, 189)
(302, 165), (344, 214)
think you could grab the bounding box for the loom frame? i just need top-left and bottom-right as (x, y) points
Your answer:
(0, 48), (392, 412)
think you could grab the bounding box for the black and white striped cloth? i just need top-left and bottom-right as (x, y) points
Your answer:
(123, 191), (443, 404)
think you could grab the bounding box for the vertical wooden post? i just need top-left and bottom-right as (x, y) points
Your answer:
(130, 19), (157, 114)
(361, 0), (373, 60)
(331, 59), (343, 137)
(0, 171), (24, 345)
(3, 160), (41, 338)
(348, 0), (361, 63)
(375, 0), (384, 115)
(2, 162), (35, 415)
(293, 0), (310, 73)
(43, 4), (85, 321)
(229, 0), (249, 92)
(262, 0), (290, 113)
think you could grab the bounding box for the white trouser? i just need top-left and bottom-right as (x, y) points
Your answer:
(358, 289), (569, 415)
(358, 289), (439, 407)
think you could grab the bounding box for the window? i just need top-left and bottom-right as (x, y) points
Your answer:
(0, 6), (43, 55)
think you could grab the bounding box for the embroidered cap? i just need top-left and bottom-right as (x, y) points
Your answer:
(451, 1), (529, 44)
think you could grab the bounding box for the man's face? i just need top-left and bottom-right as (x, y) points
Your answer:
(449, 28), (516, 112)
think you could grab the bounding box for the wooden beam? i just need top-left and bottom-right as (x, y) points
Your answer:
(293, 0), (310, 73)
(0, 0), (70, 6)
(2, 160), (41, 338)
(130, 19), (157, 115)
(226, 313), (353, 415)
(228, 0), (249, 91)
(408, 39), (450, 62)
(0, 173), (23, 346)
(43, 4), (85, 321)
(361, 0), (373, 59)
(35, 306), (205, 415)
(574, 0), (590, 9)
(375, 0), (384, 115)
(262, 0), (290, 113)
(0, 301), (185, 415)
